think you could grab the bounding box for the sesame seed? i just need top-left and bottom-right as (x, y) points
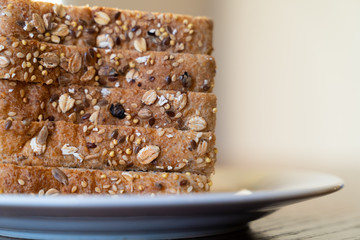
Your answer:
(81, 181), (88, 188)
(125, 148), (132, 155)
(71, 186), (77, 193)
(98, 128), (105, 135)
(17, 179), (25, 185)
(33, 51), (39, 58)
(40, 44), (46, 51)
(109, 151), (115, 157)
(162, 173), (168, 179)
(45, 188), (60, 195)
(129, 135), (135, 142)
(26, 53), (32, 61)
(51, 35), (60, 43)
(46, 79), (54, 85)
(16, 52), (25, 58)
(164, 103), (170, 110)
(129, 62), (136, 68)
(101, 148), (108, 156)
(95, 187), (101, 193)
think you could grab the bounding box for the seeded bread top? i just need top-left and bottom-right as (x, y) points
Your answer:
(0, 0), (213, 54)
(0, 36), (215, 92)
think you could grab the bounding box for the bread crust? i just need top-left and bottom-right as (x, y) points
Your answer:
(0, 36), (215, 92)
(0, 0), (213, 54)
(0, 163), (211, 194)
(0, 120), (216, 176)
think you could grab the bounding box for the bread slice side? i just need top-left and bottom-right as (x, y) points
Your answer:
(0, 80), (216, 131)
(0, 120), (216, 176)
(0, 36), (215, 92)
(0, 163), (211, 194)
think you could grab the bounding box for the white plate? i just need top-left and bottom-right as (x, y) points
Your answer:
(0, 167), (343, 240)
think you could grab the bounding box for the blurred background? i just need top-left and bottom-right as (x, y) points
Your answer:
(55, 0), (360, 170)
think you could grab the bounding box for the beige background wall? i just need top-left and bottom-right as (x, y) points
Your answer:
(57, 0), (360, 169)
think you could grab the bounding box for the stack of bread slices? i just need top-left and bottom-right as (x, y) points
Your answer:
(0, 0), (216, 195)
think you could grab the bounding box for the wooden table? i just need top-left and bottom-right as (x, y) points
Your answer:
(197, 165), (359, 240)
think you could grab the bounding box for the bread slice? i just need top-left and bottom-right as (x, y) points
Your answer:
(0, 120), (216, 176)
(0, 163), (211, 194)
(0, 0), (213, 54)
(0, 36), (215, 92)
(0, 80), (216, 132)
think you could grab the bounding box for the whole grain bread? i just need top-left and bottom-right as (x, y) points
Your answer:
(0, 163), (210, 194)
(0, 80), (216, 132)
(0, 0), (213, 54)
(0, 120), (216, 176)
(0, 37), (215, 92)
